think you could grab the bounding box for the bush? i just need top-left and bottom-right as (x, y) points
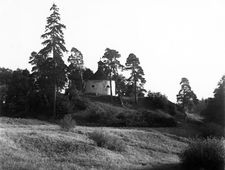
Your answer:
(89, 130), (125, 152)
(59, 114), (76, 131)
(147, 92), (177, 116)
(201, 98), (224, 127)
(200, 123), (225, 138)
(179, 138), (225, 170)
(147, 92), (169, 110)
(141, 110), (177, 127)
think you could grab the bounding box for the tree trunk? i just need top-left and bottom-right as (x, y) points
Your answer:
(109, 72), (113, 103)
(80, 70), (84, 92)
(134, 79), (137, 104)
(53, 47), (56, 119)
(53, 82), (56, 119)
(119, 95), (124, 107)
(134, 69), (137, 104)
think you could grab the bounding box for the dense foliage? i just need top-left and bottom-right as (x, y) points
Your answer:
(2, 69), (32, 117)
(147, 91), (176, 115)
(180, 138), (225, 170)
(201, 75), (225, 127)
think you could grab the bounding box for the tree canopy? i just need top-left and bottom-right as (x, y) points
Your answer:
(177, 77), (198, 112)
(67, 47), (84, 91)
(125, 53), (146, 103)
(102, 48), (123, 100)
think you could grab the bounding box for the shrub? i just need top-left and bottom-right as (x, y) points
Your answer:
(147, 92), (169, 110)
(56, 93), (72, 118)
(179, 138), (225, 170)
(147, 91), (177, 116)
(59, 114), (76, 131)
(201, 98), (224, 127)
(141, 110), (177, 127)
(199, 123), (224, 138)
(89, 130), (125, 151)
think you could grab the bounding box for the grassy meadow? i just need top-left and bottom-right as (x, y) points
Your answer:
(0, 116), (196, 170)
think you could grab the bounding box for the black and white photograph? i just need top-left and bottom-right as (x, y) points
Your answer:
(0, 0), (224, 169)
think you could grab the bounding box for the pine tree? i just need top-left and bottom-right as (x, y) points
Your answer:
(125, 53), (146, 104)
(32, 3), (67, 118)
(177, 77), (198, 112)
(102, 48), (123, 102)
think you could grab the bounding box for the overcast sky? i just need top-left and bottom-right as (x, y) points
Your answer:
(0, 0), (224, 102)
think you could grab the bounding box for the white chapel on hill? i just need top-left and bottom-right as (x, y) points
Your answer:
(85, 61), (116, 96)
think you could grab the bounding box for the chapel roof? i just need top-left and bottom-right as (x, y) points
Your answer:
(89, 61), (109, 80)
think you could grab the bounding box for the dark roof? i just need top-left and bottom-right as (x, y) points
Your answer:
(89, 68), (109, 80)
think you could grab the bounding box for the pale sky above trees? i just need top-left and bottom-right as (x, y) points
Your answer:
(0, 0), (224, 102)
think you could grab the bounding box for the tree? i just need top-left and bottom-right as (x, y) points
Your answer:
(102, 48), (123, 101)
(29, 51), (54, 95)
(114, 74), (128, 106)
(177, 77), (198, 112)
(0, 67), (13, 85)
(0, 68), (13, 114)
(4, 69), (32, 117)
(125, 53), (146, 104)
(31, 3), (68, 118)
(202, 75), (225, 126)
(67, 47), (84, 91)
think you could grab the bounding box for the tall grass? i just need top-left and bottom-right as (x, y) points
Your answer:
(59, 114), (76, 131)
(89, 130), (126, 152)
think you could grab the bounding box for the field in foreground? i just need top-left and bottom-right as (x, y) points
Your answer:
(0, 117), (193, 170)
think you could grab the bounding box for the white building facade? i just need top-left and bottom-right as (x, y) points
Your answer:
(85, 79), (115, 96)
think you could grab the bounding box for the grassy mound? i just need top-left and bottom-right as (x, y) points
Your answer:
(73, 101), (177, 127)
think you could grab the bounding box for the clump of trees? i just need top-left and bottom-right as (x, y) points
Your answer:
(100, 51), (146, 104)
(0, 3), (148, 119)
(0, 69), (32, 117)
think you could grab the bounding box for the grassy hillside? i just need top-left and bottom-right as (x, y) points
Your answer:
(0, 116), (196, 170)
(72, 101), (177, 127)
